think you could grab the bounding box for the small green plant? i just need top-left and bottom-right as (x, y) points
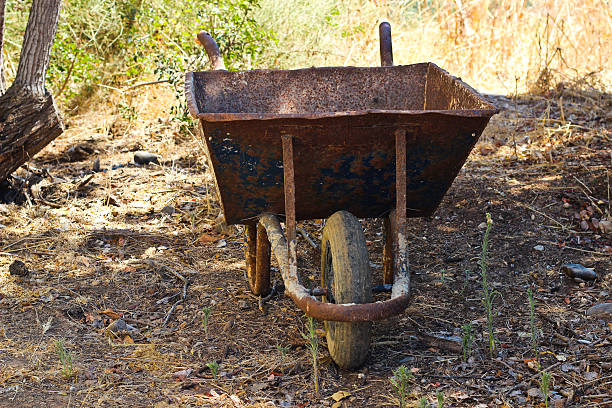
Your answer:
(417, 397), (428, 408)
(54, 340), (73, 378)
(440, 268), (446, 285)
(479, 213), (499, 358)
(462, 269), (471, 295)
(202, 306), (212, 336)
(528, 287), (539, 360)
(540, 371), (552, 407)
(461, 323), (473, 362)
(206, 361), (219, 380)
(118, 102), (138, 121)
(436, 391), (445, 408)
(276, 344), (289, 358)
(301, 316), (319, 394)
(390, 365), (413, 408)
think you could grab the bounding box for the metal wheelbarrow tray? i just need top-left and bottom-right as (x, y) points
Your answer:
(186, 24), (497, 369)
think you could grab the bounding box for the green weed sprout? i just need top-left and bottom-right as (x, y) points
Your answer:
(479, 213), (499, 357)
(436, 391), (445, 408)
(301, 316), (319, 394)
(461, 323), (473, 362)
(206, 361), (219, 380)
(462, 269), (471, 295)
(54, 340), (73, 378)
(390, 365), (413, 408)
(417, 396), (428, 408)
(540, 371), (552, 407)
(276, 344), (289, 358)
(202, 306), (212, 336)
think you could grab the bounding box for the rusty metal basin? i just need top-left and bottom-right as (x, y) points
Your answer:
(186, 62), (497, 225)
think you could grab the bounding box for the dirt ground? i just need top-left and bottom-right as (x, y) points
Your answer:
(0, 83), (610, 407)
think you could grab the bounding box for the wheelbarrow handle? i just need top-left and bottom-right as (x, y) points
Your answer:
(197, 31), (226, 70)
(379, 22), (393, 67)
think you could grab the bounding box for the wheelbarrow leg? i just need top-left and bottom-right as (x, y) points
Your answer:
(383, 209), (397, 285)
(392, 129), (410, 296)
(383, 129), (410, 291)
(281, 134), (298, 277)
(245, 223), (271, 296)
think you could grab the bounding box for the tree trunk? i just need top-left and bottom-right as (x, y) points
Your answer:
(0, 0), (64, 183)
(0, 0), (6, 93)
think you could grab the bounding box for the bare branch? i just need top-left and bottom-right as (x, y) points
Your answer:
(14, 0), (62, 96)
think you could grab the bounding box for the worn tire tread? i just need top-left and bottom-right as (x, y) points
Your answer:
(321, 210), (372, 369)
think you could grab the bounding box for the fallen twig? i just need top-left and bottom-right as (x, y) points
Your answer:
(143, 259), (190, 326)
(76, 173), (96, 191)
(258, 280), (284, 310)
(298, 227), (319, 250)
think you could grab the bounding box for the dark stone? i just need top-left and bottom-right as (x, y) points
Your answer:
(586, 303), (612, 320)
(561, 264), (597, 281)
(134, 151), (159, 165)
(9, 260), (29, 277)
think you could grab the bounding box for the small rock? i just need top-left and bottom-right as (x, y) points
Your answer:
(562, 264), (597, 281)
(214, 212), (236, 236)
(534, 245), (545, 251)
(586, 303), (612, 320)
(65, 144), (94, 161)
(561, 364), (577, 372)
(599, 219), (612, 234)
(92, 158), (101, 172)
(172, 368), (193, 381)
(527, 387), (542, 398)
(106, 319), (137, 335)
(554, 398), (566, 408)
(250, 382), (268, 392)
(134, 151), (159, 165)
(584, 371), (598, 381)
(160, 205), (175, 215)
(106, 319), (128, 334)
(238, 300), (249, 310)
(9, 260), (29, 277)
(478, 222), (487, 229)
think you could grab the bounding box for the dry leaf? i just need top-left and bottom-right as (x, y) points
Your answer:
(331, 390), (351, 402)
(198, 233), (220, 243)
(99, 308), (123, 318)
(172, 368), (193, 381)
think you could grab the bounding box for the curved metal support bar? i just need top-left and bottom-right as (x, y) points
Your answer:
(379, 22), (393, 67)
(258, 213), (410, 322)
(197, 31), (226, 70)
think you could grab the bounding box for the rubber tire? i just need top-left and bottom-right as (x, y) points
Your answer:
(321, 210), (372, 369)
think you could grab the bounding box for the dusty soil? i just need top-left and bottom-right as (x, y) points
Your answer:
(0, 84), (610, 407)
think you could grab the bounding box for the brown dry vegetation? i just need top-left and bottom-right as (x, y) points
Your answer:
(1, 0), (611, 407)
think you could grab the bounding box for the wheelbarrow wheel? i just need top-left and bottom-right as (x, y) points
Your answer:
(321, 210), (372, 369)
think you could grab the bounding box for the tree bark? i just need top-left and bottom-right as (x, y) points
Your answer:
(0, 0), (64, 183)
(0, 0), (6, 94)
(14, 0), (62, 96)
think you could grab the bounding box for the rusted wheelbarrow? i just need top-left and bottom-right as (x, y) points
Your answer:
(186, 23), (497, 369)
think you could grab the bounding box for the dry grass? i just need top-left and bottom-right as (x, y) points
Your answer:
(255, 0), (611, 94)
